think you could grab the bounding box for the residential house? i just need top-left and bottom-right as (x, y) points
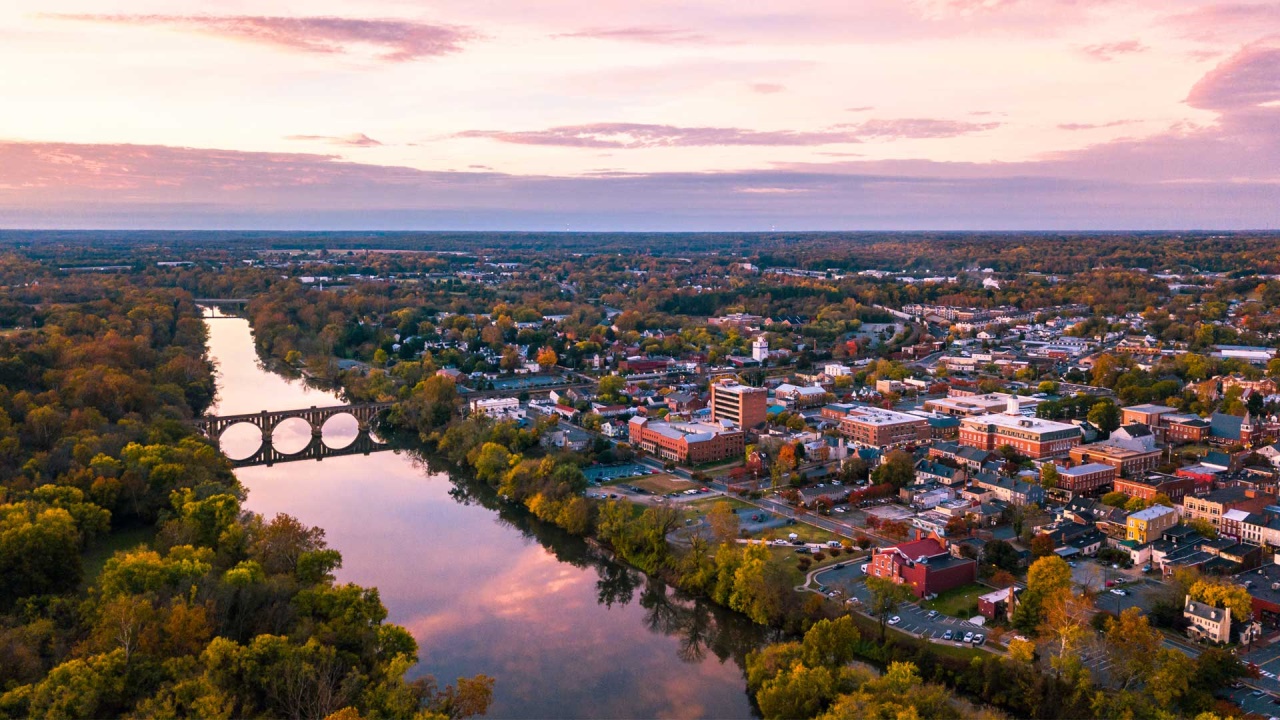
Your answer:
(1184, 596), (1232, 644)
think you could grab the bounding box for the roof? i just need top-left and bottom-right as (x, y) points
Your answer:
(1060, 462), (1115, 477)
(1185, 597), (1228, 623)
(889, 537), (948, 560)
(1125, 404), (1175, 414)
(1129, 505), (1177, 522)
(1210, 412), (1244, 440)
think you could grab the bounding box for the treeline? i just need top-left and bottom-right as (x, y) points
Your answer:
(0, 279), (491, 719)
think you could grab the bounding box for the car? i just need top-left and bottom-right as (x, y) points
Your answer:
(860, 563), (869, 573)
(834, 506), (847, 513)
(773, 539), (788, 546)
(973, 634), (985, 645)
(1068, 561), (1077, 567)
(943, 630), (953, 640)
(818, 585), (828, 593)
(926, 610), (939, 619)
(795, 547), (810, 554)
(963, 632), (974, 643)
(1252, 690), (1265, 697)
(827, 591), (840, 598)
(888, 616), (901, 625)
(1142, 564), (1153, 573)
(1109, 588), (1127, 596)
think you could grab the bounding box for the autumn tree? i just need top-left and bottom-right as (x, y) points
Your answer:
(707, 501), (740, 545)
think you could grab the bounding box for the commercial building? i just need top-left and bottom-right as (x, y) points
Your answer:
(709, 379), (768, 429)
(1127, 505), (1178, 544)
(1182, 487), (1276, 531)
(1121, 404), (1176, 428)
(627, 417), (744, 465)
(959, 413), (1082, 459)
(469, 396), (522, 419)
(1068, 443), (1161, 478)
(974, 472), (1046, 506)
(1114, 473), (1196, 503)
(923, 392), (1039, 418)
(774, 383), (829, 408)
(1055, 462), (1116, 495)
(838, 406), (931, 448)
(867, 535), (976, 599)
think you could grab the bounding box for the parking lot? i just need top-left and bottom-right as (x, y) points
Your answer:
(813, 566), (989, 647)
(584, 463), (653, 483)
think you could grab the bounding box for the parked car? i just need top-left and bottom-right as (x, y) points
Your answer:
(963, 632), (974, 643)
(973, 634), (985, 645)
(926, 610), (939, 619)
(1110, 588), (1127, 596)
(773, 539), (788, 546)
(888, 616), (901, 626)
(943, 630), (953, 641)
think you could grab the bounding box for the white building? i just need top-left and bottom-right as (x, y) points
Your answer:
(752, 336), (769, 362)
(470, 397), (522, 419)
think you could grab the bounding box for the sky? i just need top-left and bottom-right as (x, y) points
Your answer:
(1, 0), (1279, 230)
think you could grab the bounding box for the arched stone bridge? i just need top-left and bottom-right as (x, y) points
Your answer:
(194, 402), (395, 467)
(194, 402), (393, 441)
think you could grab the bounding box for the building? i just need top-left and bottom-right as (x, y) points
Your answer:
(1164, 414), (1211, 444)
(469, 396), (522, 419)
(1068, 443), (1161, 478)
(1184, 595), (1232, 644)
(627, 416), (744, 465)
(866, 534), (977, 598)
(838, 406), (931, 448)
(774, 383), (829, 408)
(1210, 412), (1263, 447)
(752, 336), (769, 362)
(824, 363), (852, 377)
(974, 472), (1046, 506)
(709, 379), (768, 429)
(1115, 472), (1196, 503)
(923, 392), (1039, 418)
(1127, 505), (1178, 544)
(1055, 462), (1116, 495)
(977, 586), (1018, 621)
(1122, 404), (1176, 428)
(1182, 487), (1277, 531)
(959, 412), (1083, 459)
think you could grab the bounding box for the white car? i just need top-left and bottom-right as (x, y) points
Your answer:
(888, 616), (901, 625)
(860, 563), (869, 573)
(1109, 588), (1127, 596)
(963, 632), (974, 643)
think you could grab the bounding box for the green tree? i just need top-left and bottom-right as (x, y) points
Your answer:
(865, 576), (913, 641)
(870, 450), (915, 488)
(1088, 400), (1121, 433)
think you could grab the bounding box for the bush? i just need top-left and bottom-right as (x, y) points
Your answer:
(812, 551), (826, 561)
(845, 546), (858, 555)
(797, 557), (812, 571)
(1091, 610), (1116, 632)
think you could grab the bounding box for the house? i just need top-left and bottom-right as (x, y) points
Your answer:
(1127, 505), (1178, 544)
(978, 586), (1018, 621)
(867, 534), (977, 598)
(1184, 595), (1232, 644)
(1055, 462), (1116, 496)
(915, 459), (966, 487)
(928, 441), (996, 470)
(1115, 472), (1196, 503)
(1109, 422), (1159, 452)
(974, 472), (1046, 506)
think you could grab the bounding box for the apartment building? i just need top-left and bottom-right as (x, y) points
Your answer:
(1114, 472), (1196, 503)
(709, 379), (768, 429)
(1127, 505), (1178, 544)
(1182, 487), (1276, 531)
(1055, 462), (1116, 495)
(1068, 443), (1161, 478)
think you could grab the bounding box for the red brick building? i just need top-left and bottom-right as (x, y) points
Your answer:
(627, 417), (744, 465)
(1115, 473), (1196, 503)
(1068, 443), (1161, 478)
(1055, 462), (1116, 495)
(958, 413), (1082, 459)
(709, 379), (768, 429)
(867, 534), (976, 598)
(838, 406), (931, 448)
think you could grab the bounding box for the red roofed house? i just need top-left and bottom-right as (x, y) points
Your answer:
(867, 532), (977, 598)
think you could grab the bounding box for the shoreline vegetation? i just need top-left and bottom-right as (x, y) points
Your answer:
(0, 287), (493, 719)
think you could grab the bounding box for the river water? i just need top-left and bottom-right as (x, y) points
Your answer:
(204, 312), (766, 719)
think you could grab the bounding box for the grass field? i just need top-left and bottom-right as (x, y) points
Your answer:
(922, 583), (989, 618)
(629, 474), (698, 494)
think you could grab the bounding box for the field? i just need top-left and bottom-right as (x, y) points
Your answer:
(629, 473), (698, 495)
(922, 583), (989, 619)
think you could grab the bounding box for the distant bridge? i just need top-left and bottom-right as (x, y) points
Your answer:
(193, 298), (250, 305)
(194, 402), (394, 468)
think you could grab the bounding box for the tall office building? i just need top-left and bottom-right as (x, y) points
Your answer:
(709, 379), (768, 428)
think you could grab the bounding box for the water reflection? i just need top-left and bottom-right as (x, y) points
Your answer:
(205, 315), (767, 719)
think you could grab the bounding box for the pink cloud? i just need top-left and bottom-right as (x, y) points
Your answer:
(552, 26), (707, 44)
(1057, 120), (1137, 131)
(1163, 3), (1280, 43)
(456, 122), (862, 148)
(1080, 40), (1148, 61)
(286, 133), (383, 147)
(48, 14), (477, 61)
(749, 83), (786, 94)
(1186, 39), (1280, 110)
(851, 118), (1002, 139)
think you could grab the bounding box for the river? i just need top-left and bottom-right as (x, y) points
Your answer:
(203, 311), (767, 719)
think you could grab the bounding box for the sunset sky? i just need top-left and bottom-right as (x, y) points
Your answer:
(2, 0), (1278, 230)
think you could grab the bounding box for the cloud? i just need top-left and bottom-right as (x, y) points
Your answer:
(47, 14), (477, 61)
(286, 133), (383, 147)
(1163, 3), (1280, 43)
(1057, 120), (1137, 131)
(851, 118), (1002, 139)
(552, 26), (707, 44)
(846, 106), (875, 113)
(1080, 40), (1148, 61)
(455, 122), (862, 148)
(749, 83), (786, 94)
(1186, 39), (1280, 111)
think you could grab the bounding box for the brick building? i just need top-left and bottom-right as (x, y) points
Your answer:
(959, 413), (1082, 459)
(839, 406), (931, 448)
(1068, 443), (1161, 478)
(628, 417), (744, 465)
(709, 379), (768, 429)
(1055, 462), (1116, 495)
(1115, 472), (1196, 503)
(1183, 487), (1276, 532)
(867, 534), (976, 598)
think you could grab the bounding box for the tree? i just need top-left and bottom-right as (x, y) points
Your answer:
(707, 501), (740, 545)
(597, 375), (625, 402)
(1100, 491), (1129, 508)
(871, 450), (914, 488)
(1088, 400), (1122, 433)
(1189, 578), (1252, 621)
(471, 442), (513, 484)
(535, 347), (558, 367)
(983, 538), (1020, 573)
(1039, 463), (1060, 490)
(1124, 496), (1149, 512)
(865, 576), (913, 642)
(1104, 607), (1163, 690)
(1030, 534), (1056, 558)
(1186, 517), (1219, 539)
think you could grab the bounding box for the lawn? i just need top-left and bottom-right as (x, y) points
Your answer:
(922, 583), (989, 619)
(684, 496), (755, 513)
(629, 473), (698, 494)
